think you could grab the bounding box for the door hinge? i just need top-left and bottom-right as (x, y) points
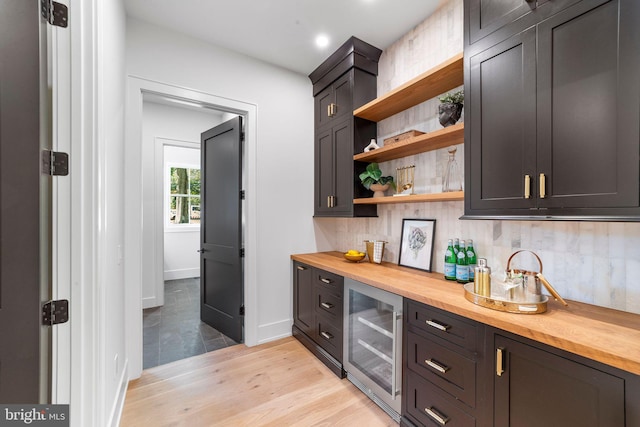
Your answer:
(240, 190), (245, 200)
(240, 248), (245, 258)
(41, 150), (69, 176)
(41, 0), (68, 28)
(239, 305), (245, 316)
(42, 299), (69, 326)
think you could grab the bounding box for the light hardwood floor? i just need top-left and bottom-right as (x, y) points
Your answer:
(121, 336), (397, 426)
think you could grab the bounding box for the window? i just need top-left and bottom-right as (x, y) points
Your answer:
(169, 166), (201, 225)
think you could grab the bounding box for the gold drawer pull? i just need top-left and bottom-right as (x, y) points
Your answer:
(320, 302), (334, 309)
(320, 331), (333, 340)
(296, 266), (307, 271)
(320, 278), (332, 284)
(425, 359), (450, 374)
(426, 319), (451, 332)
(425, 407), (450, 425)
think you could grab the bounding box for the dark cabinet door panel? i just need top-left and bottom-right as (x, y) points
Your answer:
(537, 0), (639, 209)
(315, 86), (334, 129)
(314, 128), (334, 215)
(468, 0), (535, 44)
(494, 334), (625, 427)
(293, 263), (314, 336)
(468, 28), (537, 211)
(333, 118), (354, 215)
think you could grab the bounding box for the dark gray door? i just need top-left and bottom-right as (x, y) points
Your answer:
(0, 0), (44, 402)
(200, 116), (243, 343)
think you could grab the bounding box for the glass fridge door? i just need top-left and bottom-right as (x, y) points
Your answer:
(347, 287), (397, 395)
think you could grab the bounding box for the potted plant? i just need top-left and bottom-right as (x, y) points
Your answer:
(359, 162), (396, 198)
(438, 90), (464, 127)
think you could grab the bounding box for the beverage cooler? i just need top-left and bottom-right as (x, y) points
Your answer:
(343, 278), (403, 422)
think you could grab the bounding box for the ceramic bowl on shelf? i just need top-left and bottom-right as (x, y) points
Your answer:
(344, 252), (366, 262)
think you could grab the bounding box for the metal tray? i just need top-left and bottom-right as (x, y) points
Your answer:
(463, 283), (549, 314)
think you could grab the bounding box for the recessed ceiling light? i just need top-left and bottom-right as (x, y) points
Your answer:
(315, 34), (329, 48)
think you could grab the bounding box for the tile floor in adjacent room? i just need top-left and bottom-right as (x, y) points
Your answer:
(142, 278), (239, 369)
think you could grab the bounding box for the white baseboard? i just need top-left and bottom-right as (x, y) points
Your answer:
(164, 268), (200, 281)
(257, 319), (292, 345)
(142, 296), (157, 309)
(108, 359), (128, 427)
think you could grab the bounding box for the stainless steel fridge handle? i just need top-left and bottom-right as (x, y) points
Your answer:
(391, 311), (402, 399)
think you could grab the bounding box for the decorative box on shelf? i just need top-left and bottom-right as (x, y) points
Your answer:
(383, 130), (425, 147)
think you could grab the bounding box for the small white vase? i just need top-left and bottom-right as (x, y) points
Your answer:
(370, 183), (390, 198)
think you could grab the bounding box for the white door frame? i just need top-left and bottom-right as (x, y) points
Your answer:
(125, 76), (258, 379)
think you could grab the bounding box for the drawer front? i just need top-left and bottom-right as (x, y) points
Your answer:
(406, 374), (476, 427)
(407, 331), (476, 408)
(314, 269), (344, 296)
(407, 301), (478, 351)
(314, 285), (342, 320)
(316, 314), (343, 362)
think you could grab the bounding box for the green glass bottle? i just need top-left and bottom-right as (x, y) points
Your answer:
(453, 238), (460, 255)
(466, 239), (477, 282)
(456, 240), (469, 283)
(444, 239), (457, 280)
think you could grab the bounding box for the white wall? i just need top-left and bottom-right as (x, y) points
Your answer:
(126, 18), (315, 351)
(140, 100), (221, 307)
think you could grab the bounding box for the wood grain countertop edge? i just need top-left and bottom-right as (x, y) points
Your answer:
(291, 251), (640, 376)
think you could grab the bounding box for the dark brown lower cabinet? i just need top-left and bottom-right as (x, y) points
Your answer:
(493, 331), (627, 427)
(402, 300), (489, 427)
(401, 300), (640, 427)
(292, 261), (345, 377)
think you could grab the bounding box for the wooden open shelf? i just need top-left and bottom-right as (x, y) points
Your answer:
(354, 122), (464, 163)
(353, 53), (463, 122)
(354, 191), (464, 205)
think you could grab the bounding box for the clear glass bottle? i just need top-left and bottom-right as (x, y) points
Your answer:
(443, 146), (462, 192)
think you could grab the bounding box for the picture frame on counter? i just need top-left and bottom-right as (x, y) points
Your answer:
(398, 218), (435, 272)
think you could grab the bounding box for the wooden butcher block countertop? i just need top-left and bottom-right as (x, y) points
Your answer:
(291, 251), (640, 376)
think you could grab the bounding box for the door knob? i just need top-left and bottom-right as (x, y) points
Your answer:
(197, 248), (205, 253)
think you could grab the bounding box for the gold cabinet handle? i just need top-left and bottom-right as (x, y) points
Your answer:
(327, 104), (332, 117)
(296, 265), (307, 271)
(320, 302), (333, 309)
(496, 347), (505, 377)
(524, 175), (531, 199)
(539, 173), (546, 199)
(327, 196), (331, 207)
(425, 407), (450, 425)
(331, 103), (337, 116)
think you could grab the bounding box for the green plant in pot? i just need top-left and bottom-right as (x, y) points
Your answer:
(359, 162), (396, 198)
(438, 90), (464, 127)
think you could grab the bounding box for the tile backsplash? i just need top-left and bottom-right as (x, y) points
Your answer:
(314, 0), (640, 315)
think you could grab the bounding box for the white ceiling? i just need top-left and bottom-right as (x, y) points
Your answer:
(124, 0), (445, 75)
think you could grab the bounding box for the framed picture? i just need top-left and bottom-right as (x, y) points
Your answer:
(398, 218), (436, 272)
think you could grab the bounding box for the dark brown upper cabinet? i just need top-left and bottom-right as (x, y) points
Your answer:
(466, 0), (582, 48)
(464, 0), (640, 220)
(309, 37), (381, 218)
